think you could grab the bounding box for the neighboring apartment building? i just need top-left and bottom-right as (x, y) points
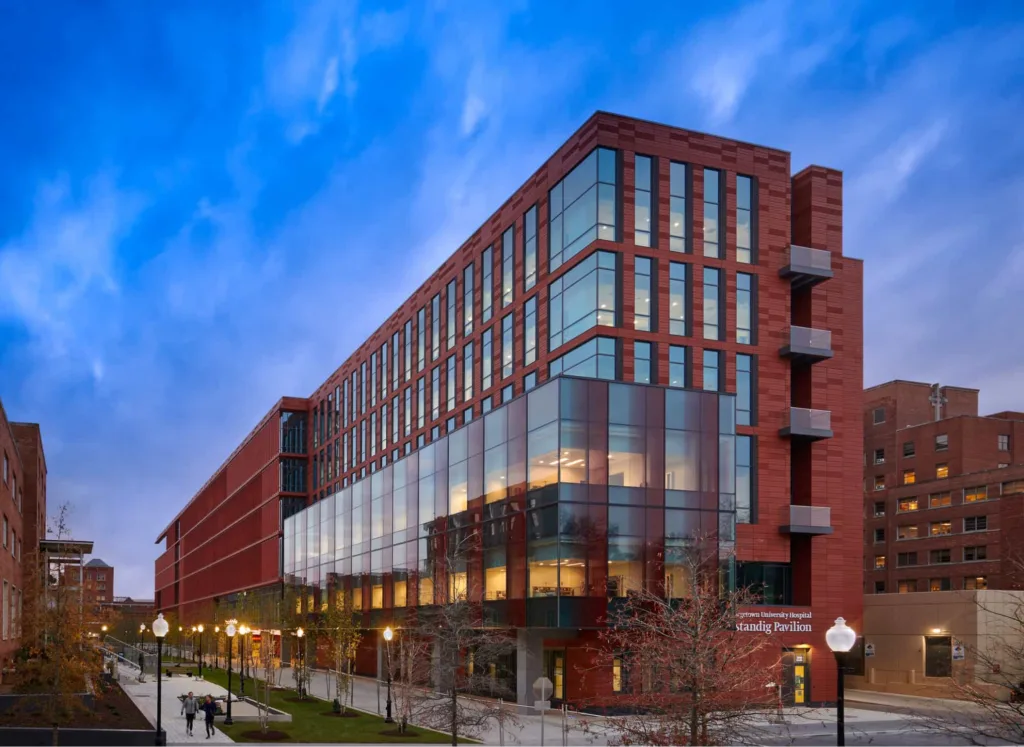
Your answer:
(64, 558), (115, 620)
(864, 381), (1024, 594)
(156, 111), (864, 706)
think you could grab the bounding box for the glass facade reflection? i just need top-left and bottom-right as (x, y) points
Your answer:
(282, 377), (736, 630)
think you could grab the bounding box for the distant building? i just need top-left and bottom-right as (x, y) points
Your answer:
(864, 381), (1024, 594)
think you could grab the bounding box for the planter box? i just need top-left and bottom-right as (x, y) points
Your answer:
(0, 727), (156, 746)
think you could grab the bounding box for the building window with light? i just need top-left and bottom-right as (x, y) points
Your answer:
(548, 251), (617, 350)
(903, 469), (915, 485)
(936, 463), (949, 479)
(634, 256), (653, 332)
(703, 168), (721, 258)
(549, 147), (618, 271)
(634, 155), (653, 247)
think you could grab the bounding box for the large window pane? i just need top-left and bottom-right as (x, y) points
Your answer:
(634, 155), (653, 247)
(524, 297), (538, 366)
(560, 420), (588, 484)
(524, 206), (538, 291)
(608, 424), (645, 487)
(737, 354), (754, 426)
(482, 246), (493, 323)
(528, 421), (559, 490)
(634, 256), (653, 331)
(703, 168), (720, 258)
(549, 148), (618, 270)
(608, 539), (643, 598)
(549, 250), (617, 350)
(634, 341), (652, 385)
(737, 273), (753, 344)
(669, 345), (687, 388)
(703, 267), (720, 340)
(665, 431), (699, 491)
(670, 262), (687, 335)
(502, 226), (514, 307)
(737, 175), (753, 264)
(670, 162), (687, 252)
(549, 337), (617, 381)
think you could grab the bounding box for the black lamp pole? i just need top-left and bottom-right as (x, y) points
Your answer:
(198, 627), (204, 677)
(156, 636), (165, 745)
(239, 633), (246, 696)
(834, 651), (845, 747)
(384, 632), (394, 724)
(225, 627), (235, 726)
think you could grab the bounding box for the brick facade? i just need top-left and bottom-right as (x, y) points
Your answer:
(157, 112), (863, 705)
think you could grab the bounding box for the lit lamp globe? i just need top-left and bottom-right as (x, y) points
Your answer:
(152, 613), (169, 639)
(101, 625), (108, 633)
(383, 626), (394, 642)
(198, 624), (204, 633)
(826, 617), (857, 653)
(296, 627), (304, 639)
(226, 623), (236, 638)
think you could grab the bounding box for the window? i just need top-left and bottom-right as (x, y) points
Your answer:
(464, 264), (475, 335)
(899, 580), (918, 593)
(524, 205), (538, 291)
(999, 463), (1009, 468)
(930, 578), (951, 592)
(873, 528), (885, 543)
(446, 356), (456, 412)
(612, 656), (625, 694)
(524, 372), (537, 391)
(669, 262), (687, 335)
(1, 516), (6, 549)
(998, 434), (1009, 451)
(703, 267), (721, 340)
(502, 226), (514, 307)
(873, 407), (886, 425)
(930, 549), (951, 564)
(736, 273), (754, 343)
(461, 342), (474, 402)
(965, 576), (988, 590)
(874, 581), (886, 593)
(736, 174), (753, 263)
(903, 441), (915, 458)
(873, 502), (885, 517)
(524, 297), (537, 366)
(548, 337), (617, 381)
(417, 308), (426, 371)
(702, 350), (721, 392)
(737, 435), (754, 524)
(897, 552), (918, 567)
(403, 321), (412, 383)
(404, 388), (412, 436)
(964, 485), (987, 503)
(929, 492), (951, 508)
(548, 250), (616, 349)
(502, 313), (514, 379)
(482, 246), (493, 323)
(930, 521), (951, 536)
(669, 162), (687, 252)
(446, 279), (457, 350)
(898, 498), (919, 512)
(936, 463), (949, 479)
(392, 396), (399, 444)
(634, 256), (653, 331)
(703, 168), (721, 258)
(482, 329), (493, 391)
(873, 448), (885, 464)
(964, 516), (988, 532)
(736, 354), (754, 426)
(370, 353), (378, 408)
(874, 555), (886, 569)
(935, 433), (948, 451)
(903, 469), (916, 485)
(668, 345), (687, 388)
(964, 546), (987, 562)
(1003, 480), (1024, 495)
(634, 155), (653, 247)
(549, 147), (618, 270)
(1, 453), (6, 484)
(417, 378), (425, 429)
(898, 525), (919, 540)
(2, 579), (6, 641)
(431, 294), (441, 361)
(634, 342), (652, 384)
(874, 476), (886, 491)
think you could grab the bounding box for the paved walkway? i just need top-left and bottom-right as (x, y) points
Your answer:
(115, 660), (235, 745)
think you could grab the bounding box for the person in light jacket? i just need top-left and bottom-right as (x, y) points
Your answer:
(181, 691), (199, 736)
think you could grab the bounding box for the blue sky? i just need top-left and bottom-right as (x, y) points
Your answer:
(1, 1), (1022, 598)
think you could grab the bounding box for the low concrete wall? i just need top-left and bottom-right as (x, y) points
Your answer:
(0, 691), (95, 715)
(0, 727), (156, 746)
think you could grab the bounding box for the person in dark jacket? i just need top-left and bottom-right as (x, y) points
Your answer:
(200, 695), (218, 739)
(138, 652), (145, 681)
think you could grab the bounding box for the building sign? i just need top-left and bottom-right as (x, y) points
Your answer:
(952, 640), (965, 661)
(865, 643), (875, 658)
(736, 610), (813, 634)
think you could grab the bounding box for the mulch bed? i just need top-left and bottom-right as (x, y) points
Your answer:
(0, 680), (151, 730)
(240, 729), (290, 741)
(319, 710), (360, 717)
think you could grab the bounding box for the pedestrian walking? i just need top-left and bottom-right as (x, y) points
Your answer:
(138, 652), (145, 681)
(200, 694), (218, 739)
(181, 691), (200, 736)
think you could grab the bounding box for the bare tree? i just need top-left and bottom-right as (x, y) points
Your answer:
(916, 554), (1024, 744)
(15, 503), (104, 745)
(580, 537), (781, 746)
(254, 627), (279, 734)
(320, 586), (361, 713)
(401, 526), (520, 745)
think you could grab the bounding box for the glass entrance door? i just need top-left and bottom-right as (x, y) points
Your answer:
(781, 648), (811, 706)
(542, 649), (566, 704)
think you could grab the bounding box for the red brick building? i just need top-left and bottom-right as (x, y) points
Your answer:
(63, 557), (115, 622)
(864, 381), (1024, 593)
(156, 112), (863, 706)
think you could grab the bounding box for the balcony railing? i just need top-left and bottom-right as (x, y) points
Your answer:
(781, 505), (833, 535)
(779, 245), (834, 287)
(780, 325), (833, 362)
(780, 407), (833, 440)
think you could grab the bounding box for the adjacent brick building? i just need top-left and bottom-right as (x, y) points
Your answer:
(864, 381), (1024, 594)
(156, 111), (864, 706)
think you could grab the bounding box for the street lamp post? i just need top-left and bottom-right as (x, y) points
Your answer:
(383, 626), (394, 724)
(215, 626), (220, 670)
(191, 626), (197, 662)
(225, 622), (237, 726)
(825, 617), (857, 747)
(239, 624), (249, 696)
(152, 613), (169, 746)
(139, 623), (146, 650)
(197, 624), (204, 677)
(178, 626), (183, 661)
(296, 627), (305, 698)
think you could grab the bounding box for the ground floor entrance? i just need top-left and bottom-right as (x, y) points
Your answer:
(781, 647), (812, 706)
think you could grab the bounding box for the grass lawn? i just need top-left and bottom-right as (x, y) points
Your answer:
(199, 667), (467, 744)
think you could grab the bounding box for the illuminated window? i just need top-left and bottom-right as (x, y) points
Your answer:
(936, 463), (949, 479)
(634, 155), (653, 247)
(964, 576), (987, 590)
(898, 579), (918, 593)
(929, 492), (951, 508)
(930, 521), (951, 536)
(964, 485), (987, 503)
(897, 525), (918, 540)
(874, 555), (886, 569)
(898, 498), (919, 512)
(874, 476), (886, 491)
(903, 470), (915, 485)
(930, 578), (951, 592)
(612, 657), (624, 693)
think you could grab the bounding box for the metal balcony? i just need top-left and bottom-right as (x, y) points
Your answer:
(780, 326), (833, 363)
(780, 505), (833, 536)
(779, 245), (833, 288)
(780, 407), (833, 441)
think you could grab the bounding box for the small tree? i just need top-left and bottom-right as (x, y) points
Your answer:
(581, 537), (781, 746)
(255, 628), (279, 734)
(321, 588), (361, 713)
